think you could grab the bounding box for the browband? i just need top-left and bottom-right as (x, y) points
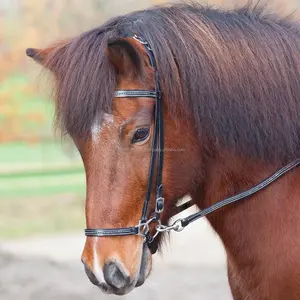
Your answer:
(114, 90), (157, 98)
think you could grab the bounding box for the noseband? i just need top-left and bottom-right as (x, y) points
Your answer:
(85, 34), (300, 254)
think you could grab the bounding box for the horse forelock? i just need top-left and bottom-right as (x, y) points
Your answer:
(46, 1), (300, 164)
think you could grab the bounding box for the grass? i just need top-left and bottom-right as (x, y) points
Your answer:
(0, 141), (86, 238)
(0, 192), (86, 239)
(0, 142), (86, 238)
(0, 140), (79, 163)
(0, 73), (87, 238)
(0, 140), (85, 196)
(0, 72), (54, 139)
(0, 142), (86, 239)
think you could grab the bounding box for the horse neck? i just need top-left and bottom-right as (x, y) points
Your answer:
(198, 151), (300, 269)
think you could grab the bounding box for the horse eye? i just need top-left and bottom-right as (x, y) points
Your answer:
(132, 128), (150, 143)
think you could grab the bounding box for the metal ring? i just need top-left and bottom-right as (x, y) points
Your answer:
(137, 217), (156, 236)
(172, 219), (184, 232)
(132, 34), (153, 51)
(132, 34), (148, 45)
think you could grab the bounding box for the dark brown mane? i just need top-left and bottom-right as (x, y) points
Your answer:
(46, 1), (300, 164)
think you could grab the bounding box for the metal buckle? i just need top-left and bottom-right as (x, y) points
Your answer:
(132, 34), (152, 51)
(155, 219), (185, 233)
(137, 217), (156, 239)
(172, 219), (184, 232)
(132, 34), (147, 44)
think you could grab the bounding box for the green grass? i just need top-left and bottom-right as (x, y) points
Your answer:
(0, 172), (85, 196)
(0, 73), (52, 115)
(0, 140), (79, 164)
(0, 142), (86, 238)
(0, 140), (85, 197)
(0, 73), (54, 136)
(1, 165), (84, 179)
(0, 73), (87, 238)
(0, 192), (86, 239)
(0, 141), (87, 238)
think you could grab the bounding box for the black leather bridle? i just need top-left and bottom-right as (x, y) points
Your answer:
(85, 34), (300, 254)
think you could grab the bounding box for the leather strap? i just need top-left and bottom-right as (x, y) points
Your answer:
(114, 90), (157, 98)
(178, 158), (300, 228)
(85, 227), (139, 237)
(84, 35), (165, 250)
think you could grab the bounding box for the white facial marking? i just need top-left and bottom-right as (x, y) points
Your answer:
(91, 238), (146, 295)
(91, 113), (114, 143)
(93, 241), (105, 284)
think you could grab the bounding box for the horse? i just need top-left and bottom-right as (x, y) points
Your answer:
(26, 1), (300, 299)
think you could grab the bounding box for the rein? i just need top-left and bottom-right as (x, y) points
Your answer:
(84, 34), (300, 254)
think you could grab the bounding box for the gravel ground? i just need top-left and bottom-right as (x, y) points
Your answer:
(0, 250), (232, 300)
(0, 213), (233, 300)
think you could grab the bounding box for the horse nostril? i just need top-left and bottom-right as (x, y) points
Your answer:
(84, 264), (100, 286)
(103, 261), (131, 289)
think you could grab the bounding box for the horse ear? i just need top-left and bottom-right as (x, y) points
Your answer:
(26, 40), (69, 69)
(106, 38), (143, 76)
(26, 47), (50, 65)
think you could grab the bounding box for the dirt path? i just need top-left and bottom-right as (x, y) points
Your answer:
(0, 212), (233, 300)
(0, 250), (232, 300)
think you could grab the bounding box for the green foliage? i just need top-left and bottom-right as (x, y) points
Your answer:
(0, 73), (53, 142)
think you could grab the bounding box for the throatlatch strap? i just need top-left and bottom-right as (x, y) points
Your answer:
(179, 158), (300, 228)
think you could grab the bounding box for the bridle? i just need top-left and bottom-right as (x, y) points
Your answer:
(85, 34), (166, 251)
(85, 34), (300, 254)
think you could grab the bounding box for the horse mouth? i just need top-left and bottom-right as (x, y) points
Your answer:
(92, 243), (152, 295)
(135, 242), (151, 287)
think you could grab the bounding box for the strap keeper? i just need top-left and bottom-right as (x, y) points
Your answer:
(156, 90), (162, 100)
(155, 197), (164, 213)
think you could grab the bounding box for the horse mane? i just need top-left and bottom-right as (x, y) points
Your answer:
(45, 1), (300, 164)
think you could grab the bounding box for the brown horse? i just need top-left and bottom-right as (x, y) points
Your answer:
(26, 1), (300, 299)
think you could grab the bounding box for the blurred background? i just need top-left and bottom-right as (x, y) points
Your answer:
(0, 0), (299, 299)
